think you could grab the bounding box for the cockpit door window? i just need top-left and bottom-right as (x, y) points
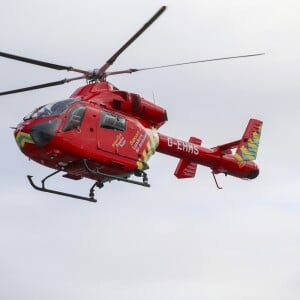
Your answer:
(100, 111), (126, 131)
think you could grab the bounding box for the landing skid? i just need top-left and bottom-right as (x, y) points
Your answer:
(27, 160), (150, 202)
(27, 170), (98, 202)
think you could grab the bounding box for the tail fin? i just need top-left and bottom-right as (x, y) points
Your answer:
(234, 119), (263, 162)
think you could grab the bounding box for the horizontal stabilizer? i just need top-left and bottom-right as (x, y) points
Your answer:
(174, 137), (201, 179)
(212, 139), (241, 153)
(174, 160), (198, 178)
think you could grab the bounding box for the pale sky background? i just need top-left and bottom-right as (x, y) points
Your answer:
(1, 0), (300, 299)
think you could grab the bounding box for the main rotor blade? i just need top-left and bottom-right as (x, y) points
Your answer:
(0, 51), (90, 75)
(97, 6), (166, 77)
(105, 53), (265, 77)
(132, 53), (265, 72)
(0, 76), (85, 96)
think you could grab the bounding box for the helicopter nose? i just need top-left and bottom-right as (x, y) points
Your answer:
(15, 126), (35, 150)
(27, 118), (61, 147)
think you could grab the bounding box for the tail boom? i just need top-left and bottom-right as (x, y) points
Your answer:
(157, 130), (260, 180)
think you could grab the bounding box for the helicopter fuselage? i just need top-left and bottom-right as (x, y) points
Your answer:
(2, 6), (263, 201)
(15, 81), (260, 189)
(14, 82), (165, 182)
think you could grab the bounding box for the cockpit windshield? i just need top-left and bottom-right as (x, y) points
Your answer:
(24, 98), (80, 120)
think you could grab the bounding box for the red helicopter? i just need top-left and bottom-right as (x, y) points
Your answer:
(1, 6), (263, 202)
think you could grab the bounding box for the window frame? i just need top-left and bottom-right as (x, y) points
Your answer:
(100, 111), (126, 132)
(62, 105), (86, 132)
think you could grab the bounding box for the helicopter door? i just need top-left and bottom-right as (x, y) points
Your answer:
(97, 111), (139, 160)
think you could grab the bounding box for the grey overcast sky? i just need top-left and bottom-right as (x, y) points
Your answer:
(1, 0), (300, 299)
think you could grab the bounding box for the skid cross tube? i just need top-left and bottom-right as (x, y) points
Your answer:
(83, 159), (150, 188)
(27, 171), (97, 202)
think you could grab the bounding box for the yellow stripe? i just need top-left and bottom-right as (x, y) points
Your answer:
(16, 131), (34, 148)
(136, 129), (159, 170)
(136, 160), (144, 170)
(146, 141), (151, 152)
(142, 149), (148, 161)
(234, 153), (243, 162)
(253, 131), (260, 142)
(247, 139), (258, 151)
(241, 146), (255, 160)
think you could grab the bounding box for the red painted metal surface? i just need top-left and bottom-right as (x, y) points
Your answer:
(14, 81), (262, 187)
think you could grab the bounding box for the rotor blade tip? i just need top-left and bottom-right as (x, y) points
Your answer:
(159, 6), (167, 14)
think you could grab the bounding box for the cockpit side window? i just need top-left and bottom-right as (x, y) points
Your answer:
(100, 111), (126, 131)
(63, 106), (86, 132)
